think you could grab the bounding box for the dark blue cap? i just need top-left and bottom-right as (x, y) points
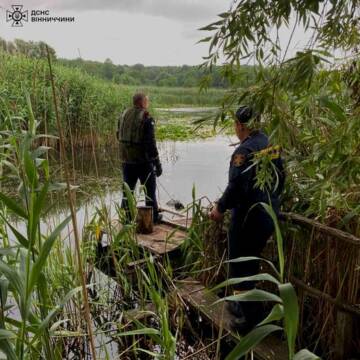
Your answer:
(235, 106), (253, 123)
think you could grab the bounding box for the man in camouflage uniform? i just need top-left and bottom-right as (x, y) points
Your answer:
(210, 106), (285, 329)
(117, 93), (162, 222)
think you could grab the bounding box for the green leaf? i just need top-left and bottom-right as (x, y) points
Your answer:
(197, 36), (213, 44)
(123, 182), (137, 221)
(25, 90), (36, 136)
(28, 215), (71, 292)
(199, 20), (223, 31)
(319, 97), (346, 122)
(24, 150), (37, 188)
(258, 303), (284, 326)
(36, 286), (83, 336)
(0, 215), (34, 252)
(0, 260), (24, 299)
(279, 283), (299, 359)
(212, 273), (280, 293)
(114, 328), (161, 337)
(294, 349), (321, 360)
(225, 324), (282, 360)
(0, 248), (17, 257)
(259, 203), (284, 281)
(137, 349), (159, 357)
(0, 278), (9, 307)
(226, 256), (280, 279)
(0, 339), (17, 360)
(0, 192), (28, 219)
(30, 181), (49, 244)
(218, 12), (229, 18)
(0, 330), (15, 340)
(218, 289), (282, 304)
(1, 160), (18, 176)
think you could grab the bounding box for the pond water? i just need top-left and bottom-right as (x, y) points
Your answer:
(158, 136), (235, 205)
(75, 135), (237, 228)
(7, 135), (238, 241)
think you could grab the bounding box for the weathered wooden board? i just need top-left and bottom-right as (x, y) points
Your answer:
(95, 221), (186, 280)
(136, 223), (186, 255)
(162, 217), (192, 230)
(159, 207), (192, 231)
(177, 278), (288, 360)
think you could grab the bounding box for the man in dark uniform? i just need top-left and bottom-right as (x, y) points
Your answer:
(118, 93), (162, 222)
(210, 105), (285, 329)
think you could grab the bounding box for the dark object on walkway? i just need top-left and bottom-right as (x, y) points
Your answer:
(175, 201), (185, 210)
(154, 212), (163, 224)
(226, 301), (249, 331)
(166, 199), (185, 210)
(227, 300), (245, 318)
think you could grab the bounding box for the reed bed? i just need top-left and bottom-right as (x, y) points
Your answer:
(0, 51), (225, 150)
(279, 218), (360, 359)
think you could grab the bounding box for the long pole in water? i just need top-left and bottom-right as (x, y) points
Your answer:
(46, 46), (97, 360)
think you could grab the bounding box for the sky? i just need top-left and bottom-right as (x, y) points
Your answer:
(0, 0), (230, 65)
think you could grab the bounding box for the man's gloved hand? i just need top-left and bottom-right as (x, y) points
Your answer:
(154, 159), (162, 177)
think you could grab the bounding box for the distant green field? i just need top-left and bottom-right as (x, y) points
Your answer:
(122, 85), (225, 107)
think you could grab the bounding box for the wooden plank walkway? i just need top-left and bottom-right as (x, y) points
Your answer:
(176, 278), (288, 360)
(136, 223), (187, 255)
(162, 217), (191, 231)
(160, 207), (192, 231)
(96, 212), (288, 359)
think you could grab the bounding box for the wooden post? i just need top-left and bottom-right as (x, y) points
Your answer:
(335, 310), (353, 360)
(136, 206), (153, 234)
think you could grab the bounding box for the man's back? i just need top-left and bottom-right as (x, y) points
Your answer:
(118, 106), (158, 164)
(119, 93), (162, 223)
(118, 107), (145, 144)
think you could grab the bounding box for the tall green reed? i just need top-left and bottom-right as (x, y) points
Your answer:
(46, 46), (98, 359)
(0, 51), (131, 149)
(0, 93), (84, 359)
(87, 182), (179, 359)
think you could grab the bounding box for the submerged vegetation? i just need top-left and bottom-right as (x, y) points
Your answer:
(156, 109), (218, 141)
